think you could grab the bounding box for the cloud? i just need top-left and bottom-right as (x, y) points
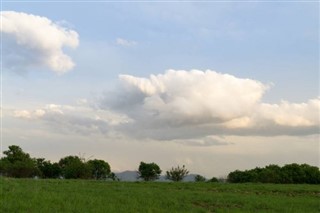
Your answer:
(102, 69), (267, 126)
(11, 69), (319, 143)
(99, 69), (319, 140)
(13, 104), (130, 135)
(259, 99), (319, 127)
(116, 38), (137, 47)
(14, 110), (32, 119)
(175, 136), (232, 147)
(115, 69), (267, 124)
(1, 11), (79, 74)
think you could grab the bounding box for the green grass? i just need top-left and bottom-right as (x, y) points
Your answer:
(1, 178), (319, 213)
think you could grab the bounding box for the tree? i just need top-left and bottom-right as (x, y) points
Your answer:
(258, 165), (281, 183)
(0, 145), (39, 178)
(227, 170), (245, 183)
(87, 159), (111, 179)
(59, 156), (91, 179)
(227, 163), (320, 184)
(195, 174), (206, 182)
(300, 164), (320, 184)
(166, 165), (189, 182)
(36, 158), (61, 178)
(138, 162), (162, 181)
(281, 163), (305, 184)
(207, 177), (219, 183)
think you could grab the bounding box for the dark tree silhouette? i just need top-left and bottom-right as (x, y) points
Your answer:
(36, 158), (61, 178)
(0, 145), (39, 178)
(227, 163), (320, 184)
(138, 162), (162, 181)
(59, 156), (91, 179)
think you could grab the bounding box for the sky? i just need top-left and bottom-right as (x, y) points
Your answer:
(1, 1), (319, 178)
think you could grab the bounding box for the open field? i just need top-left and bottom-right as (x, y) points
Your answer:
(0, 178), (319, 213)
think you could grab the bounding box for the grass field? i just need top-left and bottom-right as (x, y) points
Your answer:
(0, 178), (319, 213)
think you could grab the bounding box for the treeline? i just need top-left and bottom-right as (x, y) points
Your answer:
(0, 145), (194, 182)
(228, 164), (320, 184)
(0, 145), (117, 180)
(1, 145), (319, 184)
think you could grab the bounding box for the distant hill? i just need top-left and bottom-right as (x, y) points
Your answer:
(115, 171), (139, 181)
(182, 174), (198, 182)
(115, 171), (199, 182)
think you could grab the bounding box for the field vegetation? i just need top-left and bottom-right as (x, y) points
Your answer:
(1, 178), (319, 213)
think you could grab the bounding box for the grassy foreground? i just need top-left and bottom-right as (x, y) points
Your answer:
(0, 178), (319, 213)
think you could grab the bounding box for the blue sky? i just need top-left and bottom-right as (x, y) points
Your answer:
(1, 1), (319, 177)
(3, 2), (319, 99)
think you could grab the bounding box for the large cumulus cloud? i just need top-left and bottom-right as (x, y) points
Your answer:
(105, 69), (267, 124)
(1, 11), (79, 73)
(100, 69), (319, 140)
(10, 69), (319, 143)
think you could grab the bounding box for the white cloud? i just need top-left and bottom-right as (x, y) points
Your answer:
(223, 116), (253, 129)
(12, 104), (130, 135)
(116, 38), (137, 47)
(1, 11), (79, 74)
(117, 69), (267, 124)
(100, 69), (319, 140)
(259, 98), (320, 127)
(11, 69), (319, 143)
(14, 110), (31, 119)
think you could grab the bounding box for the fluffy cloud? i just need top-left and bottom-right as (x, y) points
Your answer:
(259, 99), (319, 127)
(100, 69), (319, 140)
(1, 11), (79, 74)
(104, 69), (267, 125)
(114, 70), (267, 124)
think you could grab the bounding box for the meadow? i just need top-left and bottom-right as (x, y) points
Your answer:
(0, 178), (319, 213)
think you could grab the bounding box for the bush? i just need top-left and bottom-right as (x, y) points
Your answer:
(208, 177), (219, 183)
(195, 175), (206, 182)
(166, 165), (189, 182)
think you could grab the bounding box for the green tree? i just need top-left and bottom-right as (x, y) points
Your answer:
(194, 174), (206, 182)
(59, 156), (91, 179)
(258, 165), (281, 183)
(227, 163), (320, 184)
(138, 162), (162, 181)
(300, 164), (320, 184)
(36, 158), (61, 178)
(227, 170), (245, 183)
(87, 159), (111, 179)
(0, 145), (39, 178)
(281, 163), (305, 184)
(207, 177), (219, 183)
(166, 165), (189, 182)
